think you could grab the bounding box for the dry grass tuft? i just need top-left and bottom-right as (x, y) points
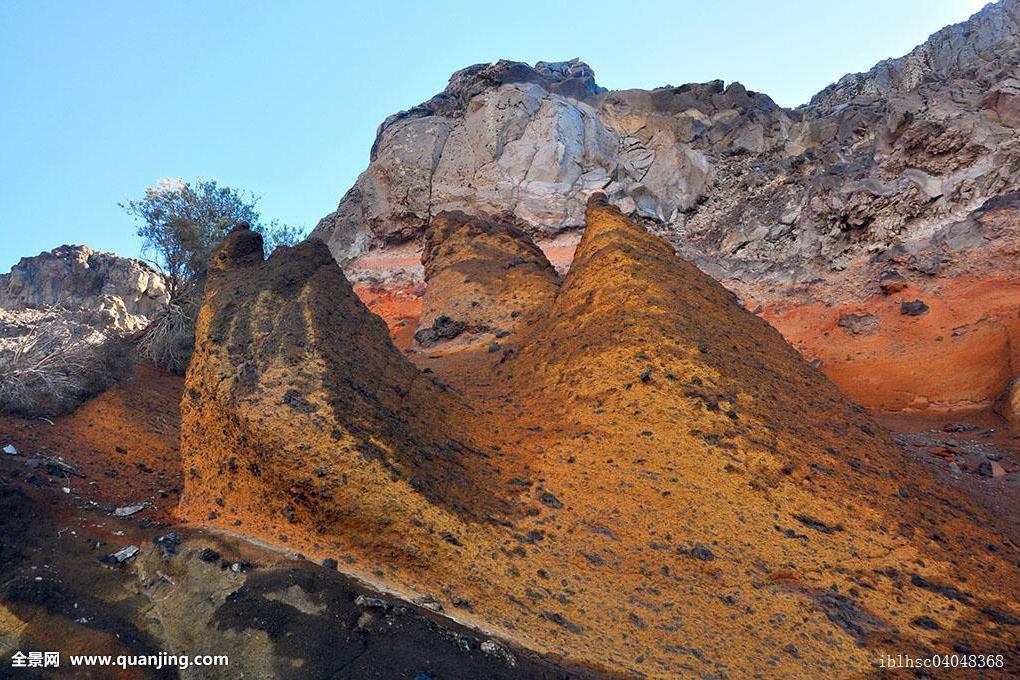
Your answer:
(0, 324), (132, 417)
(136, 302), (194, 374)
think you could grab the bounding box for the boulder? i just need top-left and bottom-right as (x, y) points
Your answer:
(900, 300), (929, 316)
(837, 313), (880, 335)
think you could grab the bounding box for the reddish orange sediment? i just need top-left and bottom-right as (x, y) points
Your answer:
(0, 361), (183, 522)
(353, 283), (423, 350)
(762, 275), (1020, 412)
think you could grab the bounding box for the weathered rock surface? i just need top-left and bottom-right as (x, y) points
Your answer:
(0, 245), (168, 333)
(184, 209), (1020, 678)
(181, 225), (509, 552)
(0, 246), (168, 414)
(415, 211), (559, 345)
(314, 0), (1020, 415)
(314, 1), (1020, 281)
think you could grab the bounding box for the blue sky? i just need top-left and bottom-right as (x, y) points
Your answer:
(0, 0), (989, 272)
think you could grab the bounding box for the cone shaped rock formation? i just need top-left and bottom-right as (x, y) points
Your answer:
(182, 203), (1020, 678)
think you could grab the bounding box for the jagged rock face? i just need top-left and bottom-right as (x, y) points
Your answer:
(415, 211), (559, 345)
(314, 0), (1020, 415)
(184, 212), (1020, 678)
(313, 0), (1020, 283)
(0, 245), (168, 333)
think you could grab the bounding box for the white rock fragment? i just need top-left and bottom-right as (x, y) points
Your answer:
(112, 545), (139, 563)
(114, 502), (150, 517)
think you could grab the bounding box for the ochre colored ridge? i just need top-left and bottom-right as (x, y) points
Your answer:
(181, 210), (1020, 678)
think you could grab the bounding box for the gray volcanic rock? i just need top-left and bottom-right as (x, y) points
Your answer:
(0, 245), (168, 333)
(313, 1), (1020, 288)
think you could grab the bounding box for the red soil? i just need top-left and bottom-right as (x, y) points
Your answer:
(0, 361), (183, 522)
(764, 275), (1020, 412)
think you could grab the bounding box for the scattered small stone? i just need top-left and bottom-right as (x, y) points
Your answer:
(538, 492), (563, 509)
(440, 531), (463, 546)
(414, 315), (467, 346)
(197, 547), (221, 563)
(322, 557), (338, 570)
(792, 514), (843, 533)
(943, 423), (979, 433)
(911, 616), (940, 630)
(480, 639), (517, 667)
(354, 594), (388, 610)
(413, 594), (443, 612)
(878, 270), (908, 294)
(689, 544), (715, 561)
(282, 389), (318, 413)
(539, 610), (581, 633)
(837, 313), (880, 335)
(42, 458), (84, 477)
(153, 533), (181, 557)
(978, 461), (1006, 478)
(900, 300), (929, 316)
(114, 502), (150, 517)
(99, 544), (139, 567)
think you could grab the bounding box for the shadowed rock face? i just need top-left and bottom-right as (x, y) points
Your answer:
(183, 213), (1020, 678)
(180, 226), (512, 550)
(415, 211), (559, 345)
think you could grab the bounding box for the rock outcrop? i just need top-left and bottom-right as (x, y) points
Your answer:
(415, 211), (559, 346)
(180, 225), (510, 554)
(314, 1), (1020, 279)
(183, 211), (1020, 678)
(312, 0), (1020, 415)
(0, 246), (168, 415)
(0, 245), (168, 333)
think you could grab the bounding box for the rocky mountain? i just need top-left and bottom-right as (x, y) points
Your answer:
(0, 245), (168, 336)
(313, 0), (1020, 416)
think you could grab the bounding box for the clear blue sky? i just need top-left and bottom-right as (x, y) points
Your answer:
(0, 0), (989, 272)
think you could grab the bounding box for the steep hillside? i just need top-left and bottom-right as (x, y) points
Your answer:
(183, 205), (1020, 678)
(415, 211), (559, 346)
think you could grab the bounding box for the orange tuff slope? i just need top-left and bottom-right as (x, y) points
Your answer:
(179, 226), (511, 554)
(180, 208), (1020, 678)
(414, 211), (559, 345)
